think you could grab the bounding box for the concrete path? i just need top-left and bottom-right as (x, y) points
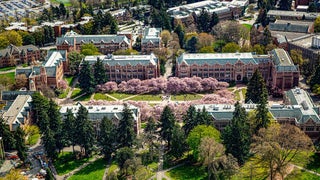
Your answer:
(104, 94), (118, 101)
(0, 69), (15, 74)
(291, 164), (320, 176)
(66, 77), (78, 99)
(102, 158), (113, 180)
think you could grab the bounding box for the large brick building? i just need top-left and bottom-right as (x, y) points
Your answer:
(56, 31), (131, 54)
(0, 44), (41, 68)
(175, 48), (299, 94)
(15, 50), (68, 90)
(84, 53), (159, 82)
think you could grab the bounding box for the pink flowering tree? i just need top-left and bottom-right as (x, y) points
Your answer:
(58, 80), (68, 90)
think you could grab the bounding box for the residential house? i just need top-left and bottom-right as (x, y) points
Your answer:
(56, 31), (131, 54)
(83, 53), (160, 82)
(0, 44), (41, 67)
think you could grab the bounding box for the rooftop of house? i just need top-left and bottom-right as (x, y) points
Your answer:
(84, 53), (158, 66)
(2, 95), (31, 129)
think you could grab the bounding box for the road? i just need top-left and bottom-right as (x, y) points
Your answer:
(26, 138), (45, 179)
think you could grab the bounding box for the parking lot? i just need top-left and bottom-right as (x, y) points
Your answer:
(0, 0), (41, 20)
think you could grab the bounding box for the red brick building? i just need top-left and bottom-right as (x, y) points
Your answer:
(84, 53), (160, 82)
(15, 50), (68, 90)
(141, 28), (162, 54)
(176, 49), (299, 94)
(0, 44), (40, 67)
(56, 31), (131, 54)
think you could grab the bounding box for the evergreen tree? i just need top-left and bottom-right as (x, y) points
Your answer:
(75, 105), (95, 157)
(42, 128), (58, 160)
(78, 61), (95, 94)
(186, 36), (198, 53)
(99, 117), (115, 160)
(144, 117), (157, 161)
(310, 64), (320, 89)
(0, 118), (15, 150)
(31, 92), (49, 126)
(59, 3), (66, 18)
(62, 109), (77, 153)
(169, 125), (187, 159)
(93, 58), (107, 85)
(110, 19), (118, 34)
(197, 107), (213, 126)
(14, 127), (27, 162)
(245, 69), (267, 104)
(182, 105), (198, 136)
(38, 110), (50, 133)
(116, 147), (134, 170)
(255, 87), (269, 133)
(210, 12), (219, 29)
(279, 0), (292, 10)
(174, 24), (185, 48)
(222, 102), (251, 165)
(48, 100), (64, 153)
(159, 106), (175, 149)
(197, 9), (211, 32)
(117, 104), (135, 148)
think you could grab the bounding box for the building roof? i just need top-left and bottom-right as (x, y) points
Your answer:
(60, 103), (139, 122)
(270, 49), (298, 72)
(267, 10), (320, 20)
(142, 28), (161, 44)
(269, 22), (309, 33)
(84, 53), (158, 66)
(0, 44), (39, 58)
(269, 88), (320, 124)
(56, 31), (130, 46)
(177, 52), (259, 65)
(194, 103), (257, 121)
(2, 95), (32, 130)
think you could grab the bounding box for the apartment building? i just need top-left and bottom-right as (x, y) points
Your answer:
(83, 53), (159, 82)
(0, 44), (41, 67)
(175, 49), (299, 94)
(56, 31), (131, 54)
(15, 50), (68, 90)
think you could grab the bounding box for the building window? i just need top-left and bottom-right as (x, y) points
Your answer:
(306, 126), (314, 131)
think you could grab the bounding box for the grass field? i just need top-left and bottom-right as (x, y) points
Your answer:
(69, 159), (106, 180)
(65, 76), (75, 86)
(26, 133), (40, 146)
(128, 94), (162, 101)
(54, 152), (92, 175)
(50, 0), (71, 6)
(71, 88), (82, 99)
(285, 168), (320, 180)
(58, 87), (70, 99)
(242, 24), (253, 30)
(0, 72), (15, 84)
(93, 93), (115, 101)
(74, 93), (92, 101)
(0, 66), (15, 72)
(171, 94), (203, 101)
(107, 92), (133, 100)
(166, 164), (207, 180)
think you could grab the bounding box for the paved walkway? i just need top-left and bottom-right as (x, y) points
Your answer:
(102, 158), (113, 180)
(291, 164), (320, 176)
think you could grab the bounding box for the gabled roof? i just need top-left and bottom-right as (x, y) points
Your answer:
(0, 44), (39, 57)
(270, 49), (299, 72)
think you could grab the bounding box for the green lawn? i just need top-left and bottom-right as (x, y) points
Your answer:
(285, 168), (320, 180)
(26, 133), (40, 146)
(74, 93), (92, 101)
(58, 87), (70, 99)
(71, 88), (82, 99)
(141, 122), (147, 129)
(128, 94), (162, 101)
(234, 90), (241, 101)
(242, 24), (253, 30)
(0, 66), (15, 72)
(69, 159), (106, 180)
(53, 152), (92, 175)
(171, 94), (203, 101)
(166, 164), (207, 180)
(0, 72), (15, 84)
(107, 161), (119, 176)
(65, 76), (75, 86)
(93, 93), (115, 101)
(107, 92), (133, 100)
(50, 0), (71, 6)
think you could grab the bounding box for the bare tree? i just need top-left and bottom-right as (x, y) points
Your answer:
(251, 124), (314, 180)
(15, 74), (28, 90)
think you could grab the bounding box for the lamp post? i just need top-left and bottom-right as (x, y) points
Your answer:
(0, 137), (4, 160)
